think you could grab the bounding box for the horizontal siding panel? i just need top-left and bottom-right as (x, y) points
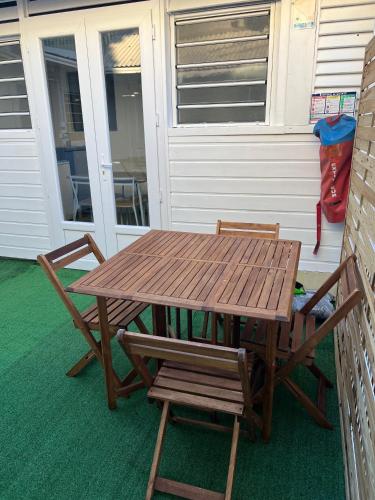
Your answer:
(0, 246), (48, 260)
(0, 158), (40, 171)
(0, 143), (38, 157)
(0, 171), (42, 185)
(171, 178), (320, 195)
(169, 142), (319, 161)
(316, 60), (364, 75)
(320, 5), (375, 22)
(318, 33), (372, 49)
(0, 184), (44, 198)
(319, 19), (374, 35)
(0, 233), (50, 250)
(171, 193), (320, 212)
(0, 197), (45, 211)
(0, 209), (47, 224)
(317, 47), (366, 62)
(0, 222), (49, 237)
(315, 74), (362, 87)
(170, 161), (320, 178)
(171, 208), (319, 229)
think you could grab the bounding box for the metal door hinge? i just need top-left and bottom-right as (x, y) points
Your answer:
(156, 113), (160, 127)
(152, 24), (156, 41)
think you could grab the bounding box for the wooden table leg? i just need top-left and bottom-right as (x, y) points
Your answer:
(97, 296), (117, 410)
(152, 304), (167, 337)
(223, 314), (232, 347)
(232, 316), (241, 348)
(262, 320), (278, 442)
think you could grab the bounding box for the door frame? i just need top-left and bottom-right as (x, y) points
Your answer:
(21, 1), (163, 260)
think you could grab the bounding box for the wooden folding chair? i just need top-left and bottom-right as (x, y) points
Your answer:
(241, 254), (363, 429)
(119, 332), (258, 500)
(37, 234), (149, 389)
(199, 220), (280, 343)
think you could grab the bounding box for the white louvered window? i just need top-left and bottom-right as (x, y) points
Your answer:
(173, 7), (271, 125)
(0, 41), (31, 129)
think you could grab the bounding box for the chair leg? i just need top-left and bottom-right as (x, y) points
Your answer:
(66, 349), (96, 377)
(146, 401), (170, 500)
(307, 363), (333, 388)
(134, 316), (149, 335)
(201, 312), (209, 338)
(225, 416), (240, 500)
(211, 313), (218, 345)
(283, 377), (333, 430)
(187, 310), (193, 341)
(176, 308), (181, 339)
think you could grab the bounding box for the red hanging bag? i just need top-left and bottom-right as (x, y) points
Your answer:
(313, 114), (356, 254)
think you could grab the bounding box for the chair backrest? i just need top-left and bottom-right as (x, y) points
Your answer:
(216, 220), (280, 239)
(122, 332), (253, 409)
(277, 254), (363, 381)
(37, 234), (105, 329)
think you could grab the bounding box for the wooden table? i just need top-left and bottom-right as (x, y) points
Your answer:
(67, 230), (301, 441)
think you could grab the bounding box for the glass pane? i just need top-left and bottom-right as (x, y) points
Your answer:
(178, 105), (266, 124)
(102, 28), (149, 227)
(177, 38), (268, 65)
(0, 43), (22, 62)
(0, 98), (29, 113)
(0, 114), (31, 129)
(0, 80), (27, 97)
(177, 61), (267, 85)
(0, 62), (25, 80)
(176, 14), (269, 44)
(178, 84), (266, 105)
(43, 36), (94, 223)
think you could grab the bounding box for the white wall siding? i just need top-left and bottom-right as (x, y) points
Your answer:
(315, 0), (375, 93)
(168, 133), (342, 272)
(0, 134), (51, 259)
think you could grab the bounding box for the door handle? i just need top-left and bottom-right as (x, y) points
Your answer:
(101, 162), (112, 181)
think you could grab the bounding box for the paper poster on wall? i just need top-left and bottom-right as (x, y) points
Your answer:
(310, 92), (356, 122)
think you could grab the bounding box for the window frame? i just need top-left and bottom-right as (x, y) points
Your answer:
(170, 2), (275, 128)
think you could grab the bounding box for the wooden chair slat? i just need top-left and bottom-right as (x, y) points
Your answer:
(154, 477), (224, 500)
(148, 386), (244, 415)
(162, 360), (241, 380)
(124, 331), (239, 360)
(154, 375), (244, 403)
(129, 344), (240, 372)
(291, 312), (304, 353)
(158, 366), (242, 391)
(44, 235), (89, 262)
(52, 246), (92, 270)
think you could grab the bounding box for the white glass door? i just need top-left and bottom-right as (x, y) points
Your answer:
(24, 15), (107, 265)
(24, 2), (159, 264)
(85, 3), (160, 256)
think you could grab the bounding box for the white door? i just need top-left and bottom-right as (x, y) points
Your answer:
(24, 3), (160, 266)
(85, 4), (160, 256)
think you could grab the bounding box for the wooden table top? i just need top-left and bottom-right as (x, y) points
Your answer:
(67, 230), (301, 322)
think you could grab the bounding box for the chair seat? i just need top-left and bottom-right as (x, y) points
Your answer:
(147, 360), (246, 416)
(77, 298), (148, 330)
(240, 312), (316, 364)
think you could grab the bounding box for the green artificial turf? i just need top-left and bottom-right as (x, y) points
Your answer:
(0, 258), (345, 499)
